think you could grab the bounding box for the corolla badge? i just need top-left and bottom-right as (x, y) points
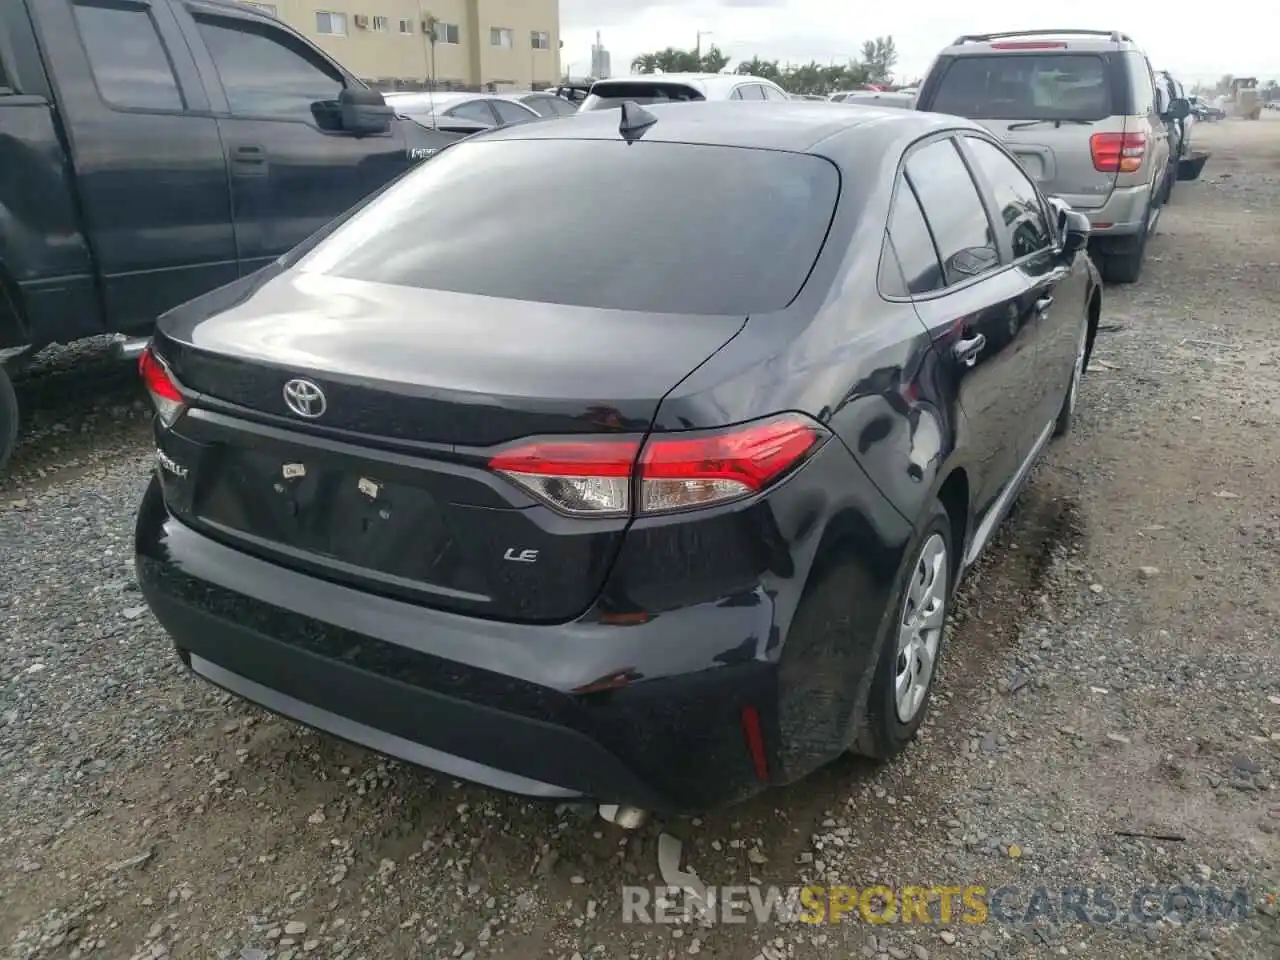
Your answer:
(282, 378), (327, 419)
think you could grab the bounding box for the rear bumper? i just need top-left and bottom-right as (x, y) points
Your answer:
(134, 476), (783, 814)
(1081, 183), (1151, 236)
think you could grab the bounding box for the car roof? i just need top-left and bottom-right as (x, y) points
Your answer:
(939, 29), (1141, 56)
(472, 99), (978, 154)
(590, 73), (783, 94)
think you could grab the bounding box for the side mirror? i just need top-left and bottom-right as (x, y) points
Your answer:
(339, 87), (393, 136)
(1166, 97), (1191, 121)
(1061, 208), (1091, 256)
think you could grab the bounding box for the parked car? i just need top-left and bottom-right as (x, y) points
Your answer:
(915, 29), (1190, 284)
(544, 81), (595, 105)
(832, 89), (917, 110)
(503, 91), (579, 117)
(579, 73), (791, 110)
(0, 0), (448, 472)
(134, 100), (1101, 818)
(387, 91), (541, 135)
(1190, 98), (1226, 121)
(1155, 70), (1210, 188)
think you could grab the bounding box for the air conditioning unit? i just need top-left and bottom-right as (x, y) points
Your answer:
(353, 14), (369, 28)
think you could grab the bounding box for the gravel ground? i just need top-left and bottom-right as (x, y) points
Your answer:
(2, 118), (1278, 960)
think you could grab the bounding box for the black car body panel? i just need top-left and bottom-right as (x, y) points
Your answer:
(136, 102), (1101, 812)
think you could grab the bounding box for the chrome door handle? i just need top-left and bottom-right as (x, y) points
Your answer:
(1035, 296), (1054, 314)
(953, 333), (986, 367)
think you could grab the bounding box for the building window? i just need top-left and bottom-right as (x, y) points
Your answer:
(371, 15), (389, 32)
(433, 22), (459, 44)
(315, 11), (347, 35)
(490, 27), (513, 48)
(239, 1), (277, 15)
(531, 30), (550, 50)
(398, 18), (412, 34)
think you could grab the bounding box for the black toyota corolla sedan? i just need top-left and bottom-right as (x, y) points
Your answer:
(135, 101), (1101, 816)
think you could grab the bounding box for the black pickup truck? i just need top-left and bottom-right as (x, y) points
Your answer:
(0, 0), (460, 471)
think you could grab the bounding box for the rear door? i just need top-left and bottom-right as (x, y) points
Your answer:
(889, 135), (1042, 521)
(175, 2), (411, 275)
(29, 0), (235, 334)
(922, 49), (1124, 211)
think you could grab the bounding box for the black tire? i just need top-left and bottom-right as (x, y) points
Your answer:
(853, 498), (953, 761)
(0, 362), (17, 476)
(1054, 308), (1091, 439)
(1099, 223), (1148, 284)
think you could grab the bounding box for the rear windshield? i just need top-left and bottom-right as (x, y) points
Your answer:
(929, 53), (1113, 121)
(581, 82), (705, 111)
(297, 138), (839, 316)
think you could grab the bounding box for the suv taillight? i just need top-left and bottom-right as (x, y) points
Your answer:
(138, 344), (186, 428)
(487, 414), (829, 517)
(1090, 132), (1146, 173)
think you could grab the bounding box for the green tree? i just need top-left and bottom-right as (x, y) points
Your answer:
(735, 56), (782, 83)
(860, 36), (898, 84)
(631, 45), (730, 75)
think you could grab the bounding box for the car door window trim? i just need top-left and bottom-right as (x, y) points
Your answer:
(880, 131), (1010, 303)
(955, 133), (1063, 267)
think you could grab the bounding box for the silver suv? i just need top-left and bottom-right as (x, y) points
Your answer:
(915, 29), (1189, 283)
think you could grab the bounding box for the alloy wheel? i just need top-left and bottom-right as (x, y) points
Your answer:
(894, 533), (948, 723)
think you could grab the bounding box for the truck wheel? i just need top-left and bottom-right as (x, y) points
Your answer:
(0, 362), (18, 475)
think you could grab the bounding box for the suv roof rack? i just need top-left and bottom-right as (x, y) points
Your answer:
(952, 29), (1132, 45)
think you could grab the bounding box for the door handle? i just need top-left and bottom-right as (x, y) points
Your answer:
(232, 144), (267, 164)
(953, 333), (986, 367)
(1035, 296), (1054, 315)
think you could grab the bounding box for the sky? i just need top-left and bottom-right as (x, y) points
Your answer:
(559, 0), (1279, 87)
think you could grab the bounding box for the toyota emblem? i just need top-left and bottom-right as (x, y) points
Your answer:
(282, 378), (327, 419)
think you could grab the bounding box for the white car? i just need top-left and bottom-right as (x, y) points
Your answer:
(580, 73), (790, 110)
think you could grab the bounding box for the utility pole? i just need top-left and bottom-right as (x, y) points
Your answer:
(696, 30), (712, 59)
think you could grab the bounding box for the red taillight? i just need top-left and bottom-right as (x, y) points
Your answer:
(486, 414), (827, 518)
(138, 344), (186, 427)
(1090, 132), (1146, 173)
(989, 41), (1067, 49)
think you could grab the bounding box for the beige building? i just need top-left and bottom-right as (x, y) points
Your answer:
(240, 0), (561, 90)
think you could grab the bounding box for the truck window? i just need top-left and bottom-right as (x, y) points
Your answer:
(0, 51), (10, 93)
(194, 16), (344, 121)
(72, 2), (184, 111)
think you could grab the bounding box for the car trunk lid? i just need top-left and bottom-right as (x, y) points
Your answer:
(152, 272), (746, 623)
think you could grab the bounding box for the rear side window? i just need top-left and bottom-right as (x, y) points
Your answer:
(928, 53), (1112, 121)
(581, 82), (704, 110)
(762, 85), (790, 102)
(0, 50), (10, 93)
(1127, 52), (1156, 115)
(196, 16), (343, 120)
(73, 1), (184, 111)
(905, 139), (998, 285)
(298, 139), (840, 316)
(491, 100), (533, 124)
(881, 181), (945, 296)
(522, 96), (559, 117)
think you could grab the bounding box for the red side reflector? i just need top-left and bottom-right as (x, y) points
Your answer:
(740, 705), (770, 782)
(989, 41), (1068, 49)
